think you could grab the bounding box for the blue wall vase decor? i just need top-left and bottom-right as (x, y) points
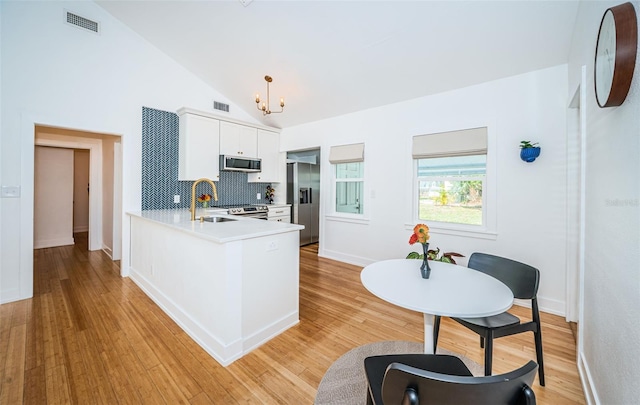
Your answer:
(519, 141), (541, 163)
(520, 147), (541, 162)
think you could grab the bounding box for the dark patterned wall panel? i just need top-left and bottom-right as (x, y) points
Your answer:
(141, 107), (272, 210)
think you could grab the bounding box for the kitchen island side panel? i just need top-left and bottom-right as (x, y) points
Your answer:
(129, 216), (244, 365)
(241, 231), (300, 352)
(128, 214), (301, 365)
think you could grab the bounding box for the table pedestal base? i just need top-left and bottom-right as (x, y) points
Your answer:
(424, 313), (435, 354)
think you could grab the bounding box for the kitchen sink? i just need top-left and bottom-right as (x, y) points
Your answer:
(202, 216), (237, 223)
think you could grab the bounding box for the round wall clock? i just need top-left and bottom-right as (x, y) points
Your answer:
(594, 2), (638, 108)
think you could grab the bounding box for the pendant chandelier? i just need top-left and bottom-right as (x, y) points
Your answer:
(255, 75), (285, 115)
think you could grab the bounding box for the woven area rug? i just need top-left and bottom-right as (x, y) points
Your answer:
(314, 341), (483, 405)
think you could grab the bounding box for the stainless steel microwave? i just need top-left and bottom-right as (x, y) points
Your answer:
(220, 155), (262, 172)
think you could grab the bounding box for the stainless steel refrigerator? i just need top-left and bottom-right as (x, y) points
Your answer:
(287, 162), (320, 246)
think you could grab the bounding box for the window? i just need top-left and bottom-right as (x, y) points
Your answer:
(412, 127), (487, 228)
(335, 162), (363, 214)
(329, 143), (365, 216)
(417, 155), (485, 225)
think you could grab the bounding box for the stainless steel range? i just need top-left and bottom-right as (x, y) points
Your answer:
(225, 205), (269, 220)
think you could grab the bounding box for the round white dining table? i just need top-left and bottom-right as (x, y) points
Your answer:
(361, 259), (514, 354)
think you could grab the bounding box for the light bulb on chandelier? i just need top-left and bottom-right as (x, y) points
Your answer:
(255, 75), (285, 115)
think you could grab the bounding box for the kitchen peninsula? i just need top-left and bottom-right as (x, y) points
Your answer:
(127, 209), (304, 366)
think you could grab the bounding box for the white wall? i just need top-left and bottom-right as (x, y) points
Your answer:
(568, 1), (640, 404)
(0, 1), (260, 303)
(34, 146), (74, 248)
(281, 65), (569, 316)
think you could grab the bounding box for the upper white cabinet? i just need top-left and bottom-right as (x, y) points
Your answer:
(178, 112), (220, 181)
(177, 107), (281, 183)
(219, 121), (258, 157)
(248, 129), (285, 183)
(249, 129), (281, 183)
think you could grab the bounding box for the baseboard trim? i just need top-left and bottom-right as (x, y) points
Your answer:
(578, 351), (599, 404)
(129, 267), (243, 366)
(319, 248), (372, 267)
(102, 245), (113, 259)
(34, 236), (74, 249)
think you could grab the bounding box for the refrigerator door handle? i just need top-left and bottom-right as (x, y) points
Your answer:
(309, 188), (312, 204)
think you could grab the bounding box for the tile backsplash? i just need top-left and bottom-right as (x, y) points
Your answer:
(141, 107), (272, 210)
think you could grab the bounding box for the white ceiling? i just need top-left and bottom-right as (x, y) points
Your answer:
(96, 0), (580, 129)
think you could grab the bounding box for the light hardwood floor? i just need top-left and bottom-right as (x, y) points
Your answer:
(0, 235), (585, 404)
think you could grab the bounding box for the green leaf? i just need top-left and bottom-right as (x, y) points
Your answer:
(406, 252), (421, 259)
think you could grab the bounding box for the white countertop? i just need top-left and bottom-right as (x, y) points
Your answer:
(127, 209), (304, 243)
(266, 203), (291, 208)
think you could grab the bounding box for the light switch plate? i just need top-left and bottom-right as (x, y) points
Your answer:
(174, 195), (180, 204)
(1, 185), (20, 198)
(257, 193), (261, 200)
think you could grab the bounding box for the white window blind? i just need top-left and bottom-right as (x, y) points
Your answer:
(329, 143), (365, 164)
(412, 127), (487, 159)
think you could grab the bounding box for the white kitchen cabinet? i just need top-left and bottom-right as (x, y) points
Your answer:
(178, 112), (220, 181)
(219, 121), (258, 157)
(249, 129), (281, 183)
(267, 205), (291, 223)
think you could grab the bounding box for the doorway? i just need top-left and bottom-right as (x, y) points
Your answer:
(286, 148), (321, 248)
(33, 146), (90, 249)
(566, 66), (587, 348)
(34, 125), (122, 260)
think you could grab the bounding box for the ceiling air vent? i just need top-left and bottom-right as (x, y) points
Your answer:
(214, 101), (230, 113)
(65, 11), (100, 34)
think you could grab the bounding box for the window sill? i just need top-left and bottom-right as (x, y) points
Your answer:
(327, 214), (370, 225)
(405, 223), (497, 240)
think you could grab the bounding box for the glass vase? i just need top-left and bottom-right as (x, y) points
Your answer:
(421, 243), (431, 279)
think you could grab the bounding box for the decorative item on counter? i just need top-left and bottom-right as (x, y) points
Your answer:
(197, 193), (212, 208)
(266, 185), (275, 204)
(408, 224), (431, 279)
(519, 140), (541, 162)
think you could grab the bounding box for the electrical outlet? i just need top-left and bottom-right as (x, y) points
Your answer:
(1, 185), (20, 198)
(174, 195), (180, 204)
(257, 192), (261, 200)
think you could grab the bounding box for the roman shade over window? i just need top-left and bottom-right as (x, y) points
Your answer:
(329, 143), (365, 164)
(412, 127), (487, 159)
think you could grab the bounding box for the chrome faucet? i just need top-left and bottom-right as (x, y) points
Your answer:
(190, 178), (218, 221)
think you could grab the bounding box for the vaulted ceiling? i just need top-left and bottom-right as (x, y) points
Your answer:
(96, 1), (580, 128)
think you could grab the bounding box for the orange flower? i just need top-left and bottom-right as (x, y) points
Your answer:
(408, 223), (430, 245)
(408, 233), (418, 245)
(197, 194), (212, 203)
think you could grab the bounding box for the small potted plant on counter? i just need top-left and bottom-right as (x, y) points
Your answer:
(197, 193), (212, 208)
(520, 140), (541, 162)
(265, 185), (275, 204)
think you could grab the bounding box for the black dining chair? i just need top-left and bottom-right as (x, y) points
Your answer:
(433, 252), (545, 386)
(364, 353), (537, 405)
